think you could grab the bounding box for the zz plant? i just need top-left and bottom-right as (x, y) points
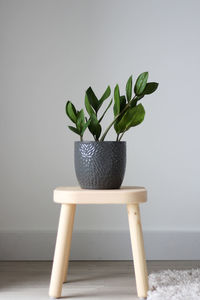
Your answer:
(66, 72), (158, 141)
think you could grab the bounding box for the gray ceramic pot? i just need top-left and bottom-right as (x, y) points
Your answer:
(74, 141), (126, 189)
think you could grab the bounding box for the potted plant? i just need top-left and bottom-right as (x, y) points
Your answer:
(66, 72), (158, 189)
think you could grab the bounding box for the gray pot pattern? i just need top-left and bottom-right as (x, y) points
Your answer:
(74, 141), (126, 189)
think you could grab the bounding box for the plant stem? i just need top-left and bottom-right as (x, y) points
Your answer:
(80, 135), (83, 141)
(118, 131), (125, 141)
(116, 134), (119, 141)
(100, 96), (137, 141)
(99, 118), (117, 141)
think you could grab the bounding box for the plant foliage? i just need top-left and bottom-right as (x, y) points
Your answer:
(65, 72), (158, 141)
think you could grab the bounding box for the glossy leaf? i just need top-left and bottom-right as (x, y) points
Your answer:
(97, 86), (111, 110)
(127, 104), (145, 129)
(126, 76), (132, 102)
(113, 84), (120, 116)
(68, 126), (80, 135)
(88, 113), (102, 140)
(130, 94), (144, 108)
(143, 82), (159, 95)
(76, 109), (85, 131)
(85, 93), (95, 116)
(119, 95), (126, 111)
(114, 96), (126, 132)
(115, 104), (145, 133)
(134, 72), (148, 96)
(81, 119), (91, 136)
(86, 87), (99, 113)
(66, 101), (77, 123)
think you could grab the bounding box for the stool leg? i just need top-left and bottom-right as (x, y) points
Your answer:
(49, 204), (76, 298)
(63, 204), (76, 283)
(127, 204), (149, 299)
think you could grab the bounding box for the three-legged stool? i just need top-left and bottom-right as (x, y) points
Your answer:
(49, 186), (149, 299)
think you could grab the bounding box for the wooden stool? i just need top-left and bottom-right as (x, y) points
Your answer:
(49, 186), (149, 299)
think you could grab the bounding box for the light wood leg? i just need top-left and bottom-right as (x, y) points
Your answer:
(127, 204), (149, 299)
(62, 204), (76, 283)
(49, 204), (76, 298)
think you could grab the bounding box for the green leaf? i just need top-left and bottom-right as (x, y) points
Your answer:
(115, 104), (145, 134)
(88, 113), (102, 140)
(85, 93), (95, 116)
(66, 101), (77, 123)
(143, 82), (159, 95)
(127, 104), (145, 129)
(86, 87), (99, 113)
(97, 86), (111, 110)
(113, 84), (120, 116)
(76, 109), (85, 131)
(114, 96), (126, 132)
(126, 76), (132, 102)
(130, 94), (144, 108)
(134, 72), (149, 96)
(81, 119), (91, 136)
(68, 126), (80, 136)
(98, 98), (113, 123)
(119, 95), (126, 112)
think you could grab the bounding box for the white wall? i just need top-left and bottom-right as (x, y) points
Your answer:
(1, 0), (200, 260)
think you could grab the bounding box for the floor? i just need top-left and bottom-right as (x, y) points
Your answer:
(0, 261), (200, 300)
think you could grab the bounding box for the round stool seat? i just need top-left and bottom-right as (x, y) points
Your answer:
(54, 186), (147, 204)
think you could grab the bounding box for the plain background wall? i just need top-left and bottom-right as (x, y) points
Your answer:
(1, 0), (200, 260)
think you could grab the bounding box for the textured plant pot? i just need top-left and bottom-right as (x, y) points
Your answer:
(74, 141), (126, 189)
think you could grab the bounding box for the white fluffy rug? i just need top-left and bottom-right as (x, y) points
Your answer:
(148, 269), (200, 300)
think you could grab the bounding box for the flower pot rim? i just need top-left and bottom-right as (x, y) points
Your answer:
(74, 141), (126, 143)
